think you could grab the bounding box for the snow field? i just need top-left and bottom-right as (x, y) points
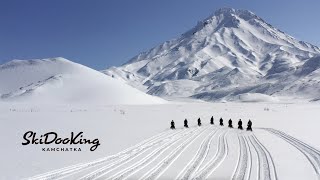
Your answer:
(24, 125), (320, 180)
(2, 102), (320, 180)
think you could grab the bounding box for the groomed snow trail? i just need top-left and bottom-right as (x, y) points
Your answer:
(25, 126), (320, 180)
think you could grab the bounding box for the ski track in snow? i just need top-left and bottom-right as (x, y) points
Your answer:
(139, 126), (210, 180)
(263, 128), (320, 176)
(192, 129), (229, 179)
(24, 127), (320, 180)
(176, 127), (219, 180)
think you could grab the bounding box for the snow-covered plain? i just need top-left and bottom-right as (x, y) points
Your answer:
(1, 101), (320, 180)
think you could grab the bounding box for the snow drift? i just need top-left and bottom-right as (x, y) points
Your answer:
(0, 58), (165, 104)
(103, 8), (320, 102)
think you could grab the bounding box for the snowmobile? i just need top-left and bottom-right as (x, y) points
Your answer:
(170, 120), (175, 129)
(184, 119), (189, 128)
(247, 120), (252, 131)
(238, 119), (243, 130)
(219, 118), (224, 126)
(198, 118), (202, 126)
(228, 119), (233, 128)
(210, 116), (214, 125)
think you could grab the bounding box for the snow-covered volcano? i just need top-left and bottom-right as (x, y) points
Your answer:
(103, 8), (320, 102)
(0, 58), (165, 104)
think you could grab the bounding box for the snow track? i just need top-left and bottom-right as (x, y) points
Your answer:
(79, 128), (198, 180)
(248, 134), (277, 180)
(107, 128), (201, 180)
(176, 127), (218, 180)
(232, 133), (251, 180)
(139, 126), (210, 180)
(192, 129), (229, 179)
(25, 127), (320, 180)
(263, 128), (320, 176)
(26, 129), (183, 180)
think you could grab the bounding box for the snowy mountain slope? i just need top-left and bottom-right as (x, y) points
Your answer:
(103, 8), (320, 102)
(0, 58), (165, 104)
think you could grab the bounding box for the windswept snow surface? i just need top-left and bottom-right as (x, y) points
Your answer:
(0, 58), (165, 105)
(1, 102), (320, 180)
(103, 8), (320, 102)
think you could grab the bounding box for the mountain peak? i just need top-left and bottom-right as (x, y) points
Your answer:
(185, 8), (263, 35)
(214, 7), (236, 15)
(214, 8), (257, 19)
(104, 8), (320, 102)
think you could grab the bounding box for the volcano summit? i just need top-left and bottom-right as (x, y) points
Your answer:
(103, 8), (320, 102)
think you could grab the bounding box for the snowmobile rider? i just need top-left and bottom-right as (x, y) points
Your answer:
(198, 118), (202, 126)
(184, 119), (189, 128)
(247, 120), (252, 131)
(228, 119), (233, 128)
(238, 119), (243, 130)
(210, 116), (214, 125)
(170, 120), (175, 129)
(219, 118), (224, 126)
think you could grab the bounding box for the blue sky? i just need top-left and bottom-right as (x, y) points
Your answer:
(0, 0), (319, 69)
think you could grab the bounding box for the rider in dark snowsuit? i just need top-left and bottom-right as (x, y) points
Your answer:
(184, 119), (189, 128)
(247, 120), (252, 131)
(238, 119), (243, 130)
(170, 120), (175, 129)
(198, 118), (202, 126)
(210, 116), (214, 125)
(219, 118), (224, 126)
(228, 119), (233, 128)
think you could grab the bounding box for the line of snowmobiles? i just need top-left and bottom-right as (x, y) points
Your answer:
(170, 116), (252, 131)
